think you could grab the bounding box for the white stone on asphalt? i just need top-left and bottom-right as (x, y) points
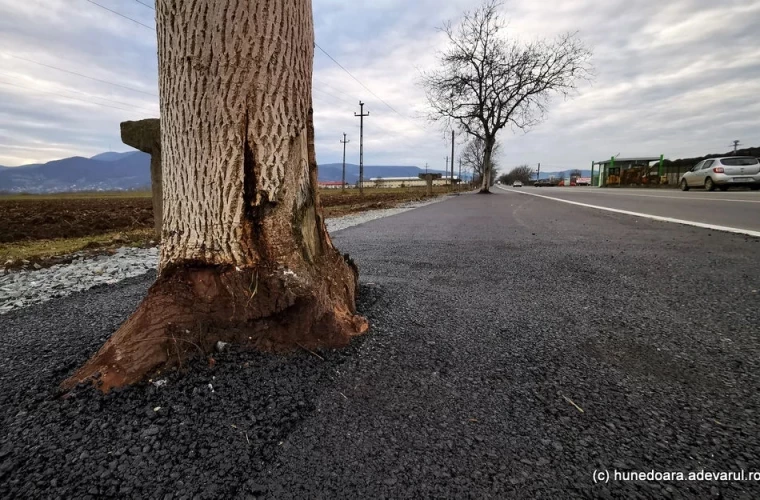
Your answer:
(325, 196), (446, 233)
(0, 196), (449, 315)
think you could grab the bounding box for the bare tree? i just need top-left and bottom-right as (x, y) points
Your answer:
(64, 0), (368, 391)
(421, 0), (592, 193)
(500, 164), (534, 184)
(461, 137), (500, 186)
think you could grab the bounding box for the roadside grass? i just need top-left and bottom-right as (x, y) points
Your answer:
(320, 186), (454, 217)
(0, 191), (151, 201)
(1, 229), (155, 266)
(1, 186), (460, 265)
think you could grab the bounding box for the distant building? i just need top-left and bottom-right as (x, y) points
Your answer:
(360, 176), (460, 189)
(318, 181), (350, 189)
(592, 157), (664, 186)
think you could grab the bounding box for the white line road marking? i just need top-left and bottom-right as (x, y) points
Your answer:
(527, 188), (760, 204)
(496, 186), (760, 238)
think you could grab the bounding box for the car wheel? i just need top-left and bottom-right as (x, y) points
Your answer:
(680, 179), (689, 191)
(751, 186), (760, 191)
(705, 178), (715, 191)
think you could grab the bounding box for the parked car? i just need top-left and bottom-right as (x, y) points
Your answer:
(680, 157), (760, 191)
(513, 181), (523, 187)
(534, 179), (553, 187)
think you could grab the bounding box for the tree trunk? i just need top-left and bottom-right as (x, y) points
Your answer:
(63, 0), (367, 392)
(479, 137), (495, 194)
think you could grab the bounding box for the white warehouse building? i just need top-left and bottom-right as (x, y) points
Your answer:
(360, 176), (460, 189)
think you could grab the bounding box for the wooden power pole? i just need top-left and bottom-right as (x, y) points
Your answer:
(340, 133), (350, 192)
(355, 101), (369, 195)
(451, 130), (455, 190)
(458, 157), (462, 193)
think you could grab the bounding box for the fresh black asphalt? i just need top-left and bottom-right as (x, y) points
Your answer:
(2, 190), (759, 499)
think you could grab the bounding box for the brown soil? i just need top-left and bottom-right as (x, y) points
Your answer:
(320, 190), (440, 218)
(0, 197), (154, 244)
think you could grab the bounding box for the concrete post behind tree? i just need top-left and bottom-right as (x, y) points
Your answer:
(418, 173), (442, 196)
(121, 119), (162, 236)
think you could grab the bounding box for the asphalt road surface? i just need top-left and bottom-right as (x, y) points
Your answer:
(498, 186), (760, 234)
(2, 190), (759, 499)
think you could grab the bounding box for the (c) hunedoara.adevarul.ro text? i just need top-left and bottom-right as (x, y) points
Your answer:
(593, 469), (760, 484)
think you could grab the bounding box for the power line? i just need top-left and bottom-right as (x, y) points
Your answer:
(8, 54), (158, 97)
(85, 1), (432, 141)
(0, 71), (157, 114)
(0, 80), (147, 115)
(312, 87), (355, 107)
(313, 77), (361, 104)
(86, 0), (154, 30)
(315, 43), (405, 118)
(85, 1), (424, 133)
(133, 0), (155, 10)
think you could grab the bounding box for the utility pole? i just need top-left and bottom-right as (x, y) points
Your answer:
(425, 162), (428, 174)
(340, 133), (350, 192)
(450, 130), (455, 190)
(537, 162), (541, 181)
(355, 101), (369, 196)
(458, 158), (462, 193)
(733, 140), (741, 155)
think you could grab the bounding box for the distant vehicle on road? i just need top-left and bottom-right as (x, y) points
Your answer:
(534, 179), (553, 187)
(576, 177), (591, 186)
(680, 157), (760, 191)
(513, 181), (523, 187)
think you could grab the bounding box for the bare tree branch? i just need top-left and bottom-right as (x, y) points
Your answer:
(420, 0), (593, 193)
(498, 164), (534, 184)
(461, 137), (501, 186)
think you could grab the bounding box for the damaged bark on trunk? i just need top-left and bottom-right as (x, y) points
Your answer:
(480, 137), (495, 193)
(63, 0), (368, 392)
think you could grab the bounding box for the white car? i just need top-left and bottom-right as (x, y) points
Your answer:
(512, 181), (523, 187)
(680, 157), (760, 191)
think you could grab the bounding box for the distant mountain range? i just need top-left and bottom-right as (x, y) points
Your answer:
(0, 152), (151, 193)
(317, 163), (458, 183)
(0, 152), (455, 193)
(536, 170), (591, 180)
(4, 144), (757, 194)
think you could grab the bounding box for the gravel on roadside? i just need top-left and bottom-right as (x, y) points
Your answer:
(0, 197), (447, 315)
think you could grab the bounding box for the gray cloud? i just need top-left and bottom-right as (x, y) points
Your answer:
(0, 0), (758, 172)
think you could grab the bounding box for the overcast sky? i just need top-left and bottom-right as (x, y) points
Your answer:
(0, 0), (758, 173)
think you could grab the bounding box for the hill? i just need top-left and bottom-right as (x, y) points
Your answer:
(90, 151), (138, 162)
(661, 147), (760, 171)
(0, 153), (151, 193)
(0, 154), (452, 193)
(318, 163), (449, 183)
(536, 169), (591, 180)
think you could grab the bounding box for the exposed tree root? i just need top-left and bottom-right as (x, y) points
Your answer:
(62, 252), (367, 392)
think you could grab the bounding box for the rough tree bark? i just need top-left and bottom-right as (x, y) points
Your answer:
(121, 119), (162, 235)
(480, 137), (495, 193)
(63, 0), (368, 392)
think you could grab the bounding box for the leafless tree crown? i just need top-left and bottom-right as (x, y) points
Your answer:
(422, 0), (593, 141)
(499, 164), (535, 184)
(461, 137), (501, 183)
